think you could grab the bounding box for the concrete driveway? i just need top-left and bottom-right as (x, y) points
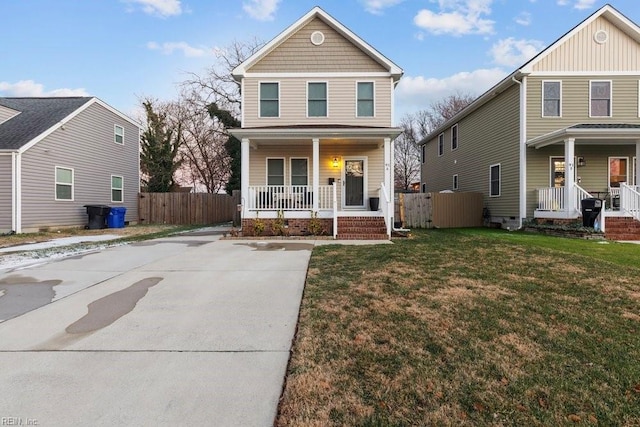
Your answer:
(0, 229), (314, 426)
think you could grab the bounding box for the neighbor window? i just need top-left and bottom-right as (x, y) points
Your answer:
(114, 125), (124, 144)
(609, 157), (628, 188)
(438, 133), (444, 156)
(421, 145), (426, 164)
(451, 124), (458, 150)
(490, 164), (501, 197)
(111, 175), (123, 202)
(590, 80), (612, 117)
(290, 158), (308, 186)
(267, 158), (285, 185)
(542, 81), (561, 117)
(308, 82), (327, 117)
(453, 174), (459, 190)
(260, 82), (279, 118)
(357, 82), (374, 117)
(55, 167), (73, 200)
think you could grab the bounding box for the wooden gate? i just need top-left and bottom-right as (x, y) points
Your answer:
(138, 192), (239, 225)
(400, 192), (484, 228)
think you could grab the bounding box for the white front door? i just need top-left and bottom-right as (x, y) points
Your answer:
(342, 158), (366, 209)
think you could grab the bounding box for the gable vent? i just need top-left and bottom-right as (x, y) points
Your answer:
(310, 31), (325, 46)
(593, 30), (608, 44)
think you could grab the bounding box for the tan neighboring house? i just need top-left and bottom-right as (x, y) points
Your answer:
(229, 7), (403, 239)
(421, 4), (640, 238)
(0, 97), (140, 233)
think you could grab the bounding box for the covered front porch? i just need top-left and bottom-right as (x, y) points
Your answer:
(229, 126), (401, 239)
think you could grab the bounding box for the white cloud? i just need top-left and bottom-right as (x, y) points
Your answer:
(414, 0), (495, 36)
(243, 0), (281, 21)
(125, 0), (182, 17)
(514, 11), (532, 26)
(147, 41), (210, 57)
(490, 37), (544, 67)
(395, 68), (508, 117)
(557, 0), (596, 9)
(0, 80), (89, 97)
(360, 0), (404, 15)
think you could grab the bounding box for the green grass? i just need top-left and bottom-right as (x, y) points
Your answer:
(277, 228), (640, 426)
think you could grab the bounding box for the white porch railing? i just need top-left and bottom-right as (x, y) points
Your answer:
(537, 187), (565, 211)
(575, 184), (592, 213)
(247, 185), (333, 210)
(379, 182), (391, 238)
(620, 182), (640, 221)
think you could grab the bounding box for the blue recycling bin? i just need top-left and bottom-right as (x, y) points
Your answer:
(107, 206), (127, 228)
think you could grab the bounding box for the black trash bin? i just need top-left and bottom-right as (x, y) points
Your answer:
(581, 198), (602, 227)
(369, 197), (380, 211)
(84, 205), (111, 229)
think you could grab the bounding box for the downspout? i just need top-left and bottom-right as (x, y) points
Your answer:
(512, 74), (527, 230)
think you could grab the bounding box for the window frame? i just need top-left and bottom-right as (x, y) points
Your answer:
(452, 174), (459, 190)
(307, 81), (328, 118)
(451, 124), (459, 150)
(266, 157), (285, 186)
(55, 166), (74, 201)
(589, 80), (612, 118)
(489, 163), (501, 197)
(356, 81), (375, 118)
(421, 144), (426, 164)
(421, 183), (426, 193)
(542, 80), (562, 118)
(111, 175), (124, 203)
(437, 133), (444, 157)
(259, 81), (280, 118)
(608, 156), (629, 188)
(114, 125), (124, 145)
(289, 157), (309, 186)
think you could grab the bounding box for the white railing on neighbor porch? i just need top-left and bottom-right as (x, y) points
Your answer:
(620, 183), (640, 221)
(247, 185), (333, 211)
(379, 182), (391, 238)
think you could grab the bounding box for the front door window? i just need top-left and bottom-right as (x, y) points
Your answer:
(609, 157), (628, 188)
(344, 159), (364, 207)
(551, 157), (565, 187)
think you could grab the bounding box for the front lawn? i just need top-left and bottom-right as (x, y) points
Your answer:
(277, 228), (640, 426)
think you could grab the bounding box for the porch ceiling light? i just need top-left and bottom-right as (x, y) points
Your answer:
(332, 157), (339, 168)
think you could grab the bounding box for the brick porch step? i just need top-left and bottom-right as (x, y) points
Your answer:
(337, 217), (388, 240)
(605, 217), (640, 241)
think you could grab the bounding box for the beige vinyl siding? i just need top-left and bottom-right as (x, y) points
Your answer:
(248, 17), (387, 73)
(20, 103), (139, 231)
(532, 16), (640, 72)
(244, 77), (392, 127)
(527, 76), (640, 139)
(526, 145), (636, 216)
(0, 155), (12, 232)
(248, 142), (384, 207)
(0, 105), (19, 124)
(423, 85), (520, 218)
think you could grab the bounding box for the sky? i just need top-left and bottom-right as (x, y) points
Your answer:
(2, 0), (639, 124)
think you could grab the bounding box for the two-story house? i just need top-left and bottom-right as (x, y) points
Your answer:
(230, 7), (403, 239)
(421, 4), (640, 238)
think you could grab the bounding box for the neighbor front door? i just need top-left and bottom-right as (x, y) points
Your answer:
(343, 158), (366, 208)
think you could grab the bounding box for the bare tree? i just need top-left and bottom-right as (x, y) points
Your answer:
(424, 91), (476, 131)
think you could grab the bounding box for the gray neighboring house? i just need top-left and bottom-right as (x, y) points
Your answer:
(0, 97), (140, 233)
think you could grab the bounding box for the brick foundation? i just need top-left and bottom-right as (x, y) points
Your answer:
(241, 218), (333, 237)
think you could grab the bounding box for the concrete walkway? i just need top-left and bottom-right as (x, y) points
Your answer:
(0, 230), (315, 426)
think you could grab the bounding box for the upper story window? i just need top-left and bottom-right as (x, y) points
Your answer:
(421, 145), (426, 164)
(267, 158), (285, 185)
(590, 80), (612, 117)
(111, 175), (124, 202)
(438, 133), (444, 157)
(451, 124), (458, 150)
(307, 82), (327, 117)
(542, 81), (562, 117)
(490, 164), (501, 197)
(55, 166), (74, 201)
(260, 82), (279, 118)
(356, 82), (374, 117)
(114, 125), (124, 144)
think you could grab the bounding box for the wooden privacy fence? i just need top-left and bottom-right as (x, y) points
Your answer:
(400, 192), (484, 228)
(139, 192), (239, 225)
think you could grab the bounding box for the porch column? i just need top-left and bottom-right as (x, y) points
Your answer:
(312, 138), (319, 211)
(564, 138), (575, 213)
(384, 137), (391, 196)
(241, 138), (250, 218)
(636, 140), (640, 186)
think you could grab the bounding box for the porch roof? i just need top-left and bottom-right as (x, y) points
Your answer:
(229, 124), (402, 142)
(526, 124), (640, 149)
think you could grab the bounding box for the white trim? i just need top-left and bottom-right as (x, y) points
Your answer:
(589, 80), (613, 118)
(306, 81), (328, 118)
(241, 138), (250, 218)
(114, 124), (124, 145)
(244, 72), (394, 79)
(355, 81), (375, 118)
(310, 30), (325, 46)
(608, 156), (629, 188)
(638, 80), (640, 118)
(450, 123), (458, 150)
(230, 126), (402, 140)
(11, 152), (17, 232)
(111, 174), (124, 203)
(266, 157), (286, 185)
(15, 152), (21, 233)
(541, 80), (562, 118)
(341, 156), (368, 209)
(452, 174), (459, 190)
(54, 166), (74, 201)
(389, 79), (395, 127)
(259, 81), (280, 118)
(489, 163), (501, 197)
(289, 157), (309, 186)
(519, 75), (527, 227)
(241, 79), (246, 126)
(437, 133), (444, 157)
(531, 71), (640, 76)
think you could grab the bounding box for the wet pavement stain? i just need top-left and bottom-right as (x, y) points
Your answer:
(131, 240), (210, 247)
(237, 242), (314, 251)
(65, 277), (163, 334)
(184, 230), (228, 237)
(0, 275), (62, 321)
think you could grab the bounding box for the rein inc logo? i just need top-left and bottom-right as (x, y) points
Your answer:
(1, 417), (38, 426)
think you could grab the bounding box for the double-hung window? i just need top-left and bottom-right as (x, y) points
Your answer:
(451, 124), (458, 150)
(421, 145), (426, 164)
(490, 164), (501, 197)
(542, 81), (561, 117)
(453, 174), (459, 190)
(114, 125), (124, 144)
(111, 175), (124, 202)
(267, 158), (285, 186)
(290, 158), (308, 186)
(308, 82), (327, 117)
(260, 82), (279, 118)
(438, 133), (444, 157)
(590, 80), (612, 117)
(55, 167), (74, 201)
(356, 82), (374, 117)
